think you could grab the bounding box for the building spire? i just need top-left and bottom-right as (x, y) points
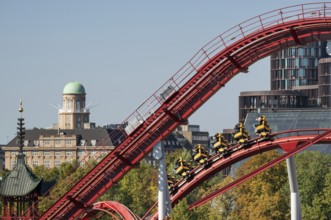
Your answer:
(17, 99), (25, 153)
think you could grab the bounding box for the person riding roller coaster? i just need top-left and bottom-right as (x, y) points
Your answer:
(212, 133), (229, 155)
(254, 115), (271, 139)
(233, 122), (250, 146)
(192, 144), (209, 164)
(174, 157), (191, 177)
(167, 174), (176, 193)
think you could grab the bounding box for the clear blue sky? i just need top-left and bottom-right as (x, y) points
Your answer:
(0, 1), (317, 144)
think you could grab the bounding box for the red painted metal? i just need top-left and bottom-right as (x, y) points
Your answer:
(81, 201), (140, 220)
(188, 129), (331, 210)
(41, 3), (331, 219)
(146, 129), (331, 219)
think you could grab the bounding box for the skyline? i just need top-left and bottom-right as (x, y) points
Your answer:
(0, 1), (318, 144)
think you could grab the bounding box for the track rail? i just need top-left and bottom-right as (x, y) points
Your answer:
(41, 3), (331, 219)
(146, 129), (331, 219)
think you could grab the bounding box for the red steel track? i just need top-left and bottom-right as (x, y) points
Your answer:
(41, 3), (331, 219)
(146, 129), (331, 219)
(81, 201), (140, 220)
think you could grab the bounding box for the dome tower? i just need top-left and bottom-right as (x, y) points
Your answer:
(58, 82), (90, 129)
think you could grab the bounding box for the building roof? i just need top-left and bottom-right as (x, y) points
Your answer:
(0, 154), (42, 197)
(244, 109), (331, 154)
(6, 128), (124, 147)
(63, 81), (86, 94)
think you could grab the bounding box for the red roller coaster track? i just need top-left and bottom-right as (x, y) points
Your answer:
(81, 201), (141, 220)
(41, 3), (331, 219)
(144, 129), (331, 219)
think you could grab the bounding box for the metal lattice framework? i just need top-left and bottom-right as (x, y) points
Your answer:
(41, 3), (331, 219)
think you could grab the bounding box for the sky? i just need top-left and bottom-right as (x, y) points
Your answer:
(0, 0), (319, 144)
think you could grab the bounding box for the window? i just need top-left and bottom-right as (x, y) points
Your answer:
(55, 160), (61, 167)
(80, 160), (85, 166)
(80, 140), (86, 146)
(67, 99), (72, 111)
(44, 140), (50, 146)
(55, 151), (61, 156)
(24, 140), (29, 146)
(66, 151), (73, 156)
(44, 160), (50, 168)
(91, 140), (97, 146)
(32, 160), (39, 167)
(75, 100), (81, 112)
(66, 140), (72, 146)
(11, 160), (16, 169)
(44, 151), (51, 156)
(32, 151), (39, 156)
(55, 140), (61, 146)
(65, 115), (71, 128)
(76, 117), (81, 129)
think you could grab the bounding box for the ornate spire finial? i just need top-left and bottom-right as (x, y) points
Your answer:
(17, 99), (25, 153)
(19, 99), (24, 113)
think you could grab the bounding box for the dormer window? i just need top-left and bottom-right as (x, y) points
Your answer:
(91, 140), (97, 146)
(80, 140), (86, 146)
(23, 140), (29, 147)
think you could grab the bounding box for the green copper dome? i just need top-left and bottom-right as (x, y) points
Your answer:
(63, 82), (86, 94)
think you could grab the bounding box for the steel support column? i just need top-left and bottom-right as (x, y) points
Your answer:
(286, 156), (302, 220)
(153, 142), (171, 219)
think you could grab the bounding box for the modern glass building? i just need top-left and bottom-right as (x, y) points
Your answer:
(238, 90), (308, 121)
(318, 58), (331, 108)
(270, 41), (328, 106)
(244, 109), (331, 153)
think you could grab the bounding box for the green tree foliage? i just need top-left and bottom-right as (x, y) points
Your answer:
(33, 165), (59, 181)
(171, 197), (208, 220)
(38, 160), (96, 213)
(294, 151), (331, 219)
(306, 169), (331, 219)
(166, 149), (193, 179)
(230, 150), (289, 220)
(101, 160), (158, 217)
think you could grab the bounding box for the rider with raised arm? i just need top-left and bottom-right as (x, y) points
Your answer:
(254, 115), (271, 139)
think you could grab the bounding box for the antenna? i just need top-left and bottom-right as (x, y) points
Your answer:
(83, 103), (99, 111)
(49, 103), (62, 110)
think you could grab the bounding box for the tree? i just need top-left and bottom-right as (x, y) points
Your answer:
(33, 165), (59, 181)
(101, 160), (158, 217)
(294, 151), (331, 219)
(171, 197), (208, 220)
(230, 150), (289, 220)
(306, 169), (331, 219)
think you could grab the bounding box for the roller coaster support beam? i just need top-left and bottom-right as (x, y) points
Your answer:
(286, 156), (302, 220)
(152, 142), (171, 219)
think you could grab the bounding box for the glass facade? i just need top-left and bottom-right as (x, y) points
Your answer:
(318, 58), (331, 107)
(245, 110), (331, 153)
(238, 91), (308, 121)
(270, 41), (328, 106)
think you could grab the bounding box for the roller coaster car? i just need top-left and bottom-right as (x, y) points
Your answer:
(212, 133), (229, 156)
(174, 157), (191, 178)
(192, 144), (209, 165)
(233, 123), (250, 147)
(167, 175), (177, 194)
(254, 116), (272, 140)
